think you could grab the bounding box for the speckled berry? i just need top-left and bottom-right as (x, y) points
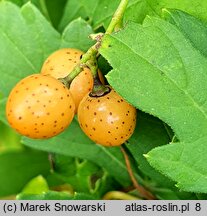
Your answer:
(41, 48), (104, 113)
(77, 87), (137, 146)
(6, 74), (75, 139)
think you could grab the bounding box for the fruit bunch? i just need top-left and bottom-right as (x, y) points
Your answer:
(6, 48), (136, 147)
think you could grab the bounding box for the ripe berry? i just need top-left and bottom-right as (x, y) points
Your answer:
(41, 48), (104, 113)
(6, 74), (75, 139)
(78, 87), (137, 146)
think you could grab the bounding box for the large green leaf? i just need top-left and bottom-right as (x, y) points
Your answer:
(0, 149), (50, 197)
(99, 15), (207, 193)
(22, 119), (143, 188)
(126, 112), (197, 199)
(0, 1), (93, 97)
(60, 18), (94, 52)
(59, 0), (147, 31)
(147, 0), (207, 22)
(162, 9), (207, 58)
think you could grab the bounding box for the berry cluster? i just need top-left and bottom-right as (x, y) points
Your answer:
(6, 48), (136, 146)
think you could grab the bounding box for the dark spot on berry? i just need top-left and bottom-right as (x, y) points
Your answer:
(68, 58), (72, 61)
(61, 113), (65, 116)
(25, 87), (29, 90)
(15, 90), (19, 93)
(75, 52), (78, 54)
(117, 100), (120, 103)
(35, 123), (38, 126)
(43, 136), (47, 138)
(67, 94), (70, 97)
(48, 100), (51, 103)
(43, 105), (46, 107)
(28, 106), (31, 109)
(41, 123), (44, 125)
(109, 112), (112, 115)
(100, 119), (103, 122)
(47, 112), (50, 115)
(98, 99), (100, 102)
(40, 83), (42, 86)
(108, 131), (111, 133)
(35, 77), (38, 79)
(121, 99), (124, 102)
(122, 121), (125, 124)
(111, 121), (114, 124)
(54, 125), (57, 127)
(46, 84), (49, 87)
(94, 112), (97, 115)
(37, 100), (40, 103)
(69, 105), (72, 109)
(85, 124), (88, 128)
(92, 127), (96, 131)
(60, 97), (63, 100)
(115, 138), (117, 140)
(61, 127), (64, 130)
(32, 93), (35, 96)
(54, 120), (57, 123)
(107, 97), (110, 99)
(74, 61), (77, 64)
(87, 105), (89, 109)
(34, 128), (37, 130)
(126, 113), (129, 116)
(121, 136), (123, 139)
(116, 127), (118, 129)
(66, 52), (70, 54)
(89, 134), (92, 137)
(32, 112), (35, 115)
(128, 110), (130, 113)
(85, 72), (87, 75)
(55, 88), (58, 91)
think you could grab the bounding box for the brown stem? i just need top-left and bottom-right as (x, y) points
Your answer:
(120, 146), (156, 200)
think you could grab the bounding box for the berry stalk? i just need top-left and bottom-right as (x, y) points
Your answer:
(59, 0), (129, 87)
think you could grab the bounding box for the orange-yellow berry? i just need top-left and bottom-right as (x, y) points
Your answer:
(6, 74), (75, 139)
(41, 48), (104, 113)
(78, 87), (137, 146)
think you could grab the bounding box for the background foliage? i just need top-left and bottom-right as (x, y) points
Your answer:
(0, 0), (207, 200)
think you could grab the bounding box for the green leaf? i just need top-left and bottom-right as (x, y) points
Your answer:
(126, 112), (174, 187)
(59, 0), (147, 31)
(22, 119), (142, 188)
(147, 0), (207, 23)
(21, 175), (49, 194)
(126, 112), (197, 199)
(0, 1), (60, 96)
(0, 2), (93, 97)
(162, 9), (207, 58)
(60, 18), (94, 52)
(0, 149), (50, 197)
(0, 99), (7, 125)
(99, 16), (207, 193)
